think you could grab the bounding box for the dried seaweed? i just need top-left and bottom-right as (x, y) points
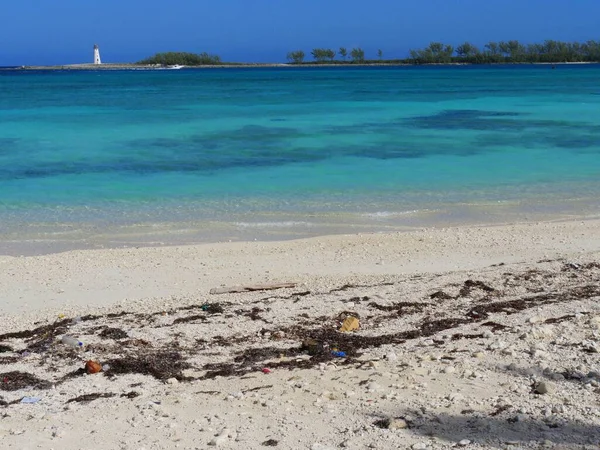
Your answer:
(430, 291), (454, 300)
(121, 391), (140, 399)
(421, 318), (471, 335)
(544, 314), (577, 324)
(106, 351), (192, 381)
(451, 333), (485, 341)
(368, 301), (427, 314)
(0, 371), (52, 391)
(99, 327), (129, 340)
(173, 314), (207, 325)
(0, 319), (71, 353)
(481, 321), (510, 332)
(66, 393), (116, 403)
(459, 280), (496, 297)
(0, 356), (21, 365)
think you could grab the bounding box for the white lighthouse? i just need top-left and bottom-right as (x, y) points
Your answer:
(93, 44), (102, 65)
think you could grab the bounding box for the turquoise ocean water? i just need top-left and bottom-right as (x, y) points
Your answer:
(1, 65), (600, 252)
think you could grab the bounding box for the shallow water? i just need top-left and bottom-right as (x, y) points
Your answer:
(1, 65), (600, 252)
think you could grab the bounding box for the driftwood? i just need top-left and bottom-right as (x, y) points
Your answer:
(210, 283), (298, 295)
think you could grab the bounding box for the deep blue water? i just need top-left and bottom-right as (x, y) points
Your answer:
(1, 65), (600, 248)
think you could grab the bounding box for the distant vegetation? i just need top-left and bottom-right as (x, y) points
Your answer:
(137, 52), (222, 66)
(137, 40), (600, 67)
(409, 40), (600, 64)
(286, 40), (600, 65)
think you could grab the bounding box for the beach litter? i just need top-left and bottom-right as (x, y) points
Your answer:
(262, 368), (272, 374)
(201, 303), (225, 314)
(20, 396), (41, 404)
(340, 316), (360, 332)
(61, 335), (83, 348)
(85, 360), (102, 374)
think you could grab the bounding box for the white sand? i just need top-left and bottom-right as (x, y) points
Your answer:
(1, 218), (600, 449)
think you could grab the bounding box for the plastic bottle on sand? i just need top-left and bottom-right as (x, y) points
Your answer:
(61, 335), (83, 348)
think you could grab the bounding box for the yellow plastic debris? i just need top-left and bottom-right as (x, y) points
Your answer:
(340, 316), (360, 332)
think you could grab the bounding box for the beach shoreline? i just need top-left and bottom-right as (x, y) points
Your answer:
(2, 216), (600, 319)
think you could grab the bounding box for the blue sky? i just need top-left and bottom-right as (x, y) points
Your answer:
(2, 0), (599, 65)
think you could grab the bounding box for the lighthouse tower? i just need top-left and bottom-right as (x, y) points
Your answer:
(93, 44), (102, 65)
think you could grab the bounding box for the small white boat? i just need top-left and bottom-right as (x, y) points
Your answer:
(166, 65), (184, 70)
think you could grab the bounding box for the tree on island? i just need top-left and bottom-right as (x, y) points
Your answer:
(311, 48), (336, 62)
(409, 42), (454, 64)
(137, 52), (221, 66)
(287, 50), (305, 64)
(455, 42), (479, 59)
(350, 47), (365, 63)
(484, 42), (503, 62)
(339, 47), (348, 61)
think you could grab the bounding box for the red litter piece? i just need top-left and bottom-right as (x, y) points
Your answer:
(262, 368), (272, 374)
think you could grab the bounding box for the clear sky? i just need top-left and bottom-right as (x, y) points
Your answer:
(2, 0), (599, 65)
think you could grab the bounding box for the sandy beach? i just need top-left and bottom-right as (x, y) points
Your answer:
(1, 218), (600, 449)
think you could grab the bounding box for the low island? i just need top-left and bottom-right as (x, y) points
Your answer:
(15, 39), (600, 70)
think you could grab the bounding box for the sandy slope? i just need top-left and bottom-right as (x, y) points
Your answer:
(1, 218), (600, 449)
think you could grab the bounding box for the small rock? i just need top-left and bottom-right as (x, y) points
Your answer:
(447, 393), (464, 402)
(444, 366), (456, 374)
(458, 439), (471, 446)
(311, 444), (334, 450)
(534, 381), (554, 395)
(387, 419), (408, 430)
(412, 444), (428, 450)
(209, 429), (233, 447)
(272, 330), (285, 339)
(166, 378), (179, 385)
(386, 352), (398, 362)
(589, 316), (600, 329)
(208, 436), (228, 447)
(583, 343), (599, 353)
(366, 382), (381, 392)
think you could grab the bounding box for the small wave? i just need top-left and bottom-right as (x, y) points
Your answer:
(362, 210), (424, 218)
(234, 221), (313, 228)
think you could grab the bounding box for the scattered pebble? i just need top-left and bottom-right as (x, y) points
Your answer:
(535, 381), (555, 395)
